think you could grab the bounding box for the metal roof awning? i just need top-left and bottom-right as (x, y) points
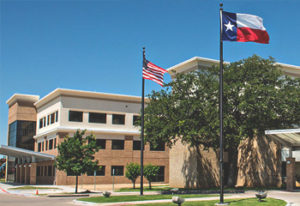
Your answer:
(265, 129), (300, 149)
(0, 145), (55, 162)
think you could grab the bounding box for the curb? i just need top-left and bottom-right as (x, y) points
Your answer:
(48, 194), (90, 197)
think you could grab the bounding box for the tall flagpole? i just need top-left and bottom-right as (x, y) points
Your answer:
(218, 3), (225, 205)
(140, 47), (145, 196)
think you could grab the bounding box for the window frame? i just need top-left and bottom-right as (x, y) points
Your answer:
(133, 115), (140, 126)
(111, 140), (124, 150)
(112, 114), (125, 125)
(89, 112), (107, 124)
(87, 166), (106, 176)
(69, 111), (83, 122)
(111, 166), (124, 176)
(96, 139), (106, 149)
(133, 140), (141, 150)
(49, 139), (53, 150)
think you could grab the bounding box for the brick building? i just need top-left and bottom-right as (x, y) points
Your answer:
(1, 89), (169, 185)
(167, 57), (300, 190)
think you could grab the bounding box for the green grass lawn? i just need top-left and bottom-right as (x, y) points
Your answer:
(117, 185), (172, 192)
(78, 194), (217, 203)
(138, 198), (286, 206)
(8, 186), (61, 190)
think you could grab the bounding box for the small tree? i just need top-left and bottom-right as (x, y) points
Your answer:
(55, 130), (100, 193)
(125, 162), (140, 189)
(144, 164), (159, 190)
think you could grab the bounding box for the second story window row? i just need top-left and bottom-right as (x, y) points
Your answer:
(39, 111), (59, 129)
(68, 110), (140, 126)
(37, 138), (57, 152)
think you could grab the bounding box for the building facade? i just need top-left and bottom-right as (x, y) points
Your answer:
(2, 89), (169, 185)
(167, 57), (300, 189)
(5, 94), (39, 183)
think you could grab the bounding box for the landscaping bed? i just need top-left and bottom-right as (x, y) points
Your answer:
(137, 198), (286, 206)
(78, 194), (218, 203)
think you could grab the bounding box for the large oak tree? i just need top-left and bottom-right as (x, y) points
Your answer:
(144, 55), (300, 186)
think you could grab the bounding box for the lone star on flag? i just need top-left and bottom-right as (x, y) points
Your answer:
(224, 21), (234, 31)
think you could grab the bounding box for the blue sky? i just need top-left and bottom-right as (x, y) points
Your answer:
(0, 0), (299, 148)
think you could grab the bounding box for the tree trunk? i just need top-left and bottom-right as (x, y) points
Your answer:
(226, 148), (238, 187)
(149, 181), (152, 190)
(75, 175), (78, 194)
(133, 180), (135, 189)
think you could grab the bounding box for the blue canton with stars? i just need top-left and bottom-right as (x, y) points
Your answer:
(222, 11), (237, 41)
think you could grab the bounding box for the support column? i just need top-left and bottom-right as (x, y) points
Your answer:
(15, 165), (18, 183)
(20, 164), (24, 184)
(30, 163), (37, 185)
(286, 157), (295, 191)
(24, 164), (28, 184)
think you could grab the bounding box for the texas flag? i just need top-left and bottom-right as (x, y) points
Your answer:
(222, 11), (269, 44)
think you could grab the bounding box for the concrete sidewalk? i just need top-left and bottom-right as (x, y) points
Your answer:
(0, 182), (77, 196)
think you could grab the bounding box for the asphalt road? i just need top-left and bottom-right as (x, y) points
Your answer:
(0, 193), (77, 206)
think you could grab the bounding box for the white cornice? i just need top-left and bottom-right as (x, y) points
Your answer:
(34, 88), (147, 109)
(168, 56), (300, 78)
(265, 128), (300, 135)
(6, 94), (40, 107)
(34, 126), (140, 139)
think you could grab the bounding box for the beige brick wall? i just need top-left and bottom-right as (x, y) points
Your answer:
(236, 136), (282, 187)
(38, 133), (169, 185)
(8, 102), (37, 124)
(169, 141), (220, 188)
(169, 136), (282, 189)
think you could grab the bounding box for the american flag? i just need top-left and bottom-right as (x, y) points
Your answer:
(142, 59), (167, 87)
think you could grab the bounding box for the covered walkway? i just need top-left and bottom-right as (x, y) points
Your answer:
(265, 128), (300, 191)
(0, 145), (55, 185)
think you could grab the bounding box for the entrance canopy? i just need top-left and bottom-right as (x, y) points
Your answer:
(265, 129), (300, 149)
(0, 145), (55, 162)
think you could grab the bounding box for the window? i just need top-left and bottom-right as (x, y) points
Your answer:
(43, 117), (46, 127)
(51, 113), (55, 124)
(55, 111), (58, 122)
(41, 166), (44, 176)
(38, 142), (41, 152)
(45, 140), (48, 151)
(111, 166), (124, 176)
(69, 111), (83, 122)
(112, 140), (124, 150)
(44, 166), (47, 176)
(96, 139), (106, 149)
(153, 166), (165, 182)
(54, 138), (57, 149)
(112, 114), (125, 125)
(47, 115), (50, 125)
(133, 115), (140, 126)
(133, 140), (141, 150)
(48, 166), (52, 176)
(49, 139), (53, 150)
(39, 119), (43, 129)
(87, 166), (105, 176)
(150, 142), (165, 151)
(42, 142), (44, 151)
(89, 112), (106, 123)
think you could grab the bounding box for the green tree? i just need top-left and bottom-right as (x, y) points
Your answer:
(55, 130), (100, 193)
(144, 164), (159, 189)
(144, 55), (300, 186)
(125, 162), (140, 189)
